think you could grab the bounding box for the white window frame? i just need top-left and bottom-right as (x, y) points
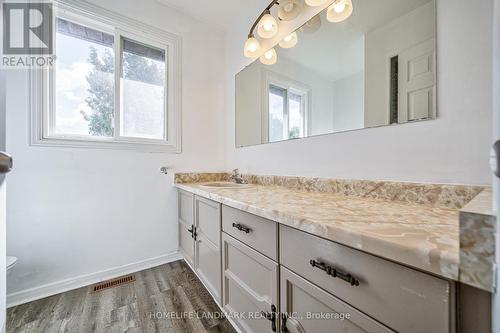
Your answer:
(261, 69), (310, 143)
(30, 0), (182, 152)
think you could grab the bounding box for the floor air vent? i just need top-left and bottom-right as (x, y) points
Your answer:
(91, 274), (136, 292)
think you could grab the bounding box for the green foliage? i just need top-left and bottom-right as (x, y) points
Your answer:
(122, 52), (164, 86)
(289, 127), (301, 139)
(84, 46), (164, 136)
(85, 47), (114, 136)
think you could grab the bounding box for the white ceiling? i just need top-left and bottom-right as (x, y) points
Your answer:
(155, 0), (270, 31)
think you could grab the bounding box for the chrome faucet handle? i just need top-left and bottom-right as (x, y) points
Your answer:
(230, 169), (247, 184)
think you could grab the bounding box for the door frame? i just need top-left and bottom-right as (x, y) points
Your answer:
(493, 0), (500, 331)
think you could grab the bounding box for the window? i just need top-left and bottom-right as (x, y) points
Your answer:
(268, 83), (307, 143)
(55, 18), (115, 138)
(31, 2), (181, 152)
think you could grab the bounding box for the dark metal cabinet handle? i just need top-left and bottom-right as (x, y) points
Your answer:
(261, 304), (277, 332)
(281, 313), (288, 333)
(310, 259), (360, 287)
(193, 226), (198, 241)
(232, 222), (251, 234)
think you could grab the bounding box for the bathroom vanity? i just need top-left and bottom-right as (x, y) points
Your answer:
(175, 175), (492, 333)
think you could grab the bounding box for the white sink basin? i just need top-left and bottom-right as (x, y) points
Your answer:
(200, 182), (252, 189)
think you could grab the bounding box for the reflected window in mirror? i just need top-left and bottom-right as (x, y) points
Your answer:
(268, 84), (307, 142)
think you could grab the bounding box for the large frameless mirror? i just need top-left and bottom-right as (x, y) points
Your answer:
(236, 0), (436, 147)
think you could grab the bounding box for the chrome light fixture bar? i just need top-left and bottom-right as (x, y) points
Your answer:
(244, 0), (280, 60)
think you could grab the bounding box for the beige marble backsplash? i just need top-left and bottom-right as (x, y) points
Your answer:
(175, 172), (483, 209)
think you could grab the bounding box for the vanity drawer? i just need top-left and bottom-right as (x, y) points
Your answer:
(280, 225), (452, 333)
(222, 205), (278, 260)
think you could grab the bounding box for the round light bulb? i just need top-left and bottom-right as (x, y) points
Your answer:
(259, 48), (277, 65)
(244, 36), (261, 58)
(257, 13), (279, 39)
(279, 32), (298, 49)
(304, 0), (328, 7)
(327, 0), (353, 23)
(278, 0), (303, 21)
(334, 2), (346, 13)
(284, 3), (294, 12)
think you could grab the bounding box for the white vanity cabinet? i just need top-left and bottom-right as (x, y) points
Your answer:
(177, 191), (222, 304)
(222, 233), (278, 333)
(194, 196), (222, 303)
(178, 190), (195, 266)
(280, 225), (454, 333)
(177, 190), (456, 333)
(280, 267), (394, 333)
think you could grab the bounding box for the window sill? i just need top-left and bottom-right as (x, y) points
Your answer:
(30, 136), (181, 153)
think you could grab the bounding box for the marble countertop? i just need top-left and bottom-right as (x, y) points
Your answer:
(459, 188), (496, 291)
(177, 182), (462, 281)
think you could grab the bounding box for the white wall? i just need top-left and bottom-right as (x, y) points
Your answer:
(6, 0), (226, 303)
(225, 0), (493, 185)
(492, 0), (500, 330)
(236, 62), (262, 147)
(332, 71), (365, 132)
(0, 67), (6, 333)
(0, 182), (5, 333)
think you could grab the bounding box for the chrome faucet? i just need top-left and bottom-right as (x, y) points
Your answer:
(230, 169), (247, 184)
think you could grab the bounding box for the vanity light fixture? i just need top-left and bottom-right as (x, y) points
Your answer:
(300, 13), (322, 34)
(327, 0), (353, 22)
(279, 32), (298, 48)
(243, 0), (282, 58)
(257, 10), (279, 39)
(278, 0), (303, 21)
(260, 48), (277, 65)
(244, 35), (261, 58)
(244, 0), (355, 59)
(305, 0), (329, 7)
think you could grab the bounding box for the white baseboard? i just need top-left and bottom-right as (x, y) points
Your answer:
(7, 251), (183, 308)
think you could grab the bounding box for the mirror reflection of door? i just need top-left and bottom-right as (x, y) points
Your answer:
(398, 39), (436, 123)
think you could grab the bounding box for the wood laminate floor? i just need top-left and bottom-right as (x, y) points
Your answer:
(7, 260), (237, 333)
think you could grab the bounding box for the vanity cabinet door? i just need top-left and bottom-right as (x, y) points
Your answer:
(222, 233), (279, 333)
(194, 196), (222, 304)
(178, 190), (195, 266)
(280, 225), (452, 333)
(280, 267), (394, 333)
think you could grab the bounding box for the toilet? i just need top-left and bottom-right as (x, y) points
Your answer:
(7, 256), (17, 274)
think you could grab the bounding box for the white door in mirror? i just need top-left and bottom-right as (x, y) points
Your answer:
(399, 38), (436, 123)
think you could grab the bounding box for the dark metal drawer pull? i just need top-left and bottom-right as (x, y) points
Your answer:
(261, 304), (277, 332)
(310, 259), (360, 287)
(232, 222), (251, 234)
(281, 313), (288, 333)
